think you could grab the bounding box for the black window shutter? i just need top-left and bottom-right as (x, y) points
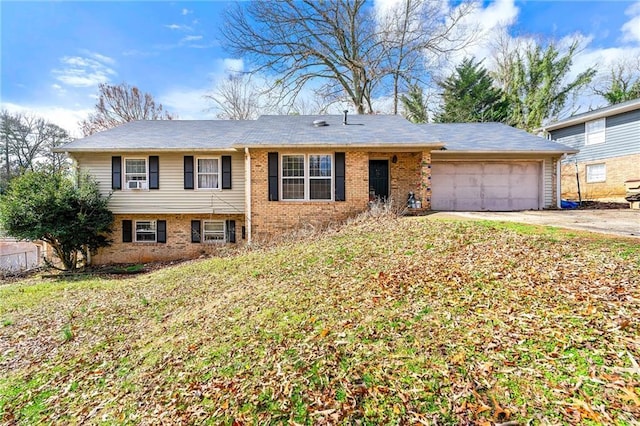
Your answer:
(157, 220), (167, 243)
(222, 155), (232, 189)
(112, 156), (122, 190)
(268, 152), (279, 201)
(226, 220), (236, 243)
(149, 156), (159, 189)
(335, 152), (346, 201)
(184, 156), (194, 189)
(191, 220), (201, 243)
(122, 220), (132, 242)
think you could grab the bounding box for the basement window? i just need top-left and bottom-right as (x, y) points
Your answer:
(586, 163), (606, 183)
(135, 220), (157, 242)
(203, 220), (225, 242)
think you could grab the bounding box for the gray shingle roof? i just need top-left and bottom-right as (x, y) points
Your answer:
(423, 122), (578, 153)
(238, 114), (442, 147)
(55, 115), (576, 154)
(56, 120), (254, 152)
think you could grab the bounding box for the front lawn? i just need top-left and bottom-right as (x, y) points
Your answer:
(1, 218), (638, 424)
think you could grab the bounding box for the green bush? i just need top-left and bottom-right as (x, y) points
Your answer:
(0, 171), (113, 271)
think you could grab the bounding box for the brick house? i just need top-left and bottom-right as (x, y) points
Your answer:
(57, 114), (576, 265)
(541, 98), (640, 202)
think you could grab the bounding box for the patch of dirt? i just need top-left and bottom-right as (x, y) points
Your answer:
(577, 200), (630, 209)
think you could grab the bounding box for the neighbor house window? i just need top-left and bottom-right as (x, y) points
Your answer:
(203, 220), (225, 242)
(197, 158), (220, 189)
(281, 154), (333, 201)
(135, 220), (157, 242)
(125, 158), (147, 190)
(586, 163), (606, 183)
(585, 118), (605, 145)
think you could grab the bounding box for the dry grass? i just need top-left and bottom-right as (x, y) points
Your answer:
(1, 217), (639, 425)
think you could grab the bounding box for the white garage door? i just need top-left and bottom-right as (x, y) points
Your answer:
(431, 162), (541, 211)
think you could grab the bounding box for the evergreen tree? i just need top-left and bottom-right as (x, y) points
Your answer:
(494, 40), (595, 131)
(436, 58), (509, 123)
(594, 61), (640, 105)
(401, 84), (429, 123)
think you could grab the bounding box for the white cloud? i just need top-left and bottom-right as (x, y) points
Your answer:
(52, 53), (116, 88)
(122, 49), (155, 57)
(181, 8), (191, 16)
(158, 88), (212, 119)
(222, 58), (244, 74)
(181, 35), (203, 43)
(165, 23), (192, 31)
(0, 102), (92, 138)
(621, 1), (640, 43)
(448, 0), (520, 67)
(80, 49), (116, 66)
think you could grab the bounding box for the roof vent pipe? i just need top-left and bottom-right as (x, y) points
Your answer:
(343, 110), (348, 125)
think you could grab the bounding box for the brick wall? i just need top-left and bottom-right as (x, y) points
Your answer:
(249, 149), (430, 240)
(92, 213), (245, 265)
(561, 154), (640, 201)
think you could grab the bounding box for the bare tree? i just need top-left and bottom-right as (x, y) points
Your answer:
(377, 0), (477, 114)
(221, 0), (387, 114)
(80, 83), (175, 136)
(205, 74), (262, 120)
(221, 0), (476, 115)
(0, 111), (72, 189)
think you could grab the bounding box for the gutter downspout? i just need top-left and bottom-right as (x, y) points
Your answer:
(575, 159), (582, 206)
(557, 155), (564, 209)
(245, 147), (252, 244)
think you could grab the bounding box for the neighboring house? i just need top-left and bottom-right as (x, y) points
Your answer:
(56, 114), (575, 265)
(541, 98), (640, 202)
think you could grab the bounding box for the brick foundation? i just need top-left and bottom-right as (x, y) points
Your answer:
(561, 154), (640, 201)
(91, 213), (245, 265)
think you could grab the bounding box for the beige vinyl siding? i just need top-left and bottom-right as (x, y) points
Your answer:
(74, 152), (245, 214)
(543, 158), (553, 208)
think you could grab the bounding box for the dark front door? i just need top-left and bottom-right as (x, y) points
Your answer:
(369, 160), (389, 201)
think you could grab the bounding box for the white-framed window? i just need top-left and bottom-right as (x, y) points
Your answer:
(586, 163), (606, 183)
(281, 154), (333, 201)
(135, 220), (157, 242)
(309, 154), (332, 200)
(125, 158), (148, 190)
(585, 118), (605, 146)
(203, 220), (225, 242)
(282, 154), (305, 200)
(197, 157), (220, 189)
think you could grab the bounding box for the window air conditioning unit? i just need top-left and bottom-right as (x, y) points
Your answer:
(127, 180), (146, 190)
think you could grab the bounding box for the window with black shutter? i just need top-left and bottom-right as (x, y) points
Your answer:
(149, 156), (159, 189)
(112, 156), (122, 190)
(184, 156), (194, 189)
(222, 155), (232, 189)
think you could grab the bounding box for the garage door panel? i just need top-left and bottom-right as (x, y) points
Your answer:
(431, 162), (540, 211)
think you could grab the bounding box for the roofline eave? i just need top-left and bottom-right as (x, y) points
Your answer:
(53, 147), (241, 154)
(431, 149), (579, 155)
(540, 100), (640, 132)
(235, 142), (446, 150)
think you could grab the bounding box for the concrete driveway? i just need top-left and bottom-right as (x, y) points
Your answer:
(429, 209), (640, 238)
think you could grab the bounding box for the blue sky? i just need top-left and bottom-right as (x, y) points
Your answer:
(1, 1), (640, 136)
